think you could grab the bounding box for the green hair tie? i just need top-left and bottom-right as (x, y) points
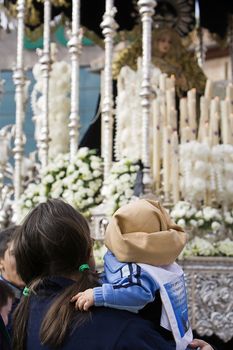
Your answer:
(79, 264), (90, 272)
(23, 287), (30, 297)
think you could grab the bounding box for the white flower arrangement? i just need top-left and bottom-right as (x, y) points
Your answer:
(102, 158), (140, 215)
(179, 142), (233, 206)
(170, 201), (222, 234)
(19, 148), (103, 219)
(180, 237), (233, 258)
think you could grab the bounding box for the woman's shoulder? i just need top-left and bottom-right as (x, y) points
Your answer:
(71, 308), (176, 350)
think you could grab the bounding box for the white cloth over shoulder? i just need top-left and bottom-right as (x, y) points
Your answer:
(139, 262), (193, 350)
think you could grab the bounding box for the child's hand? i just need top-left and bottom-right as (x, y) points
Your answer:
(71, 289), (94, 311)
(189, 339), (214, 350)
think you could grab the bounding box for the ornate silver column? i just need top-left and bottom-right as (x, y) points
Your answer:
(13, 0), (26, 217)
(39, 0), (51, 169)
(67, 0), (82, 160)
(138, 0), (156, 190)
(101, 0), (117, 180)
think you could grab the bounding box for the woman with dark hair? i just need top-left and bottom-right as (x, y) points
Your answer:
(12, 199), (183, 350)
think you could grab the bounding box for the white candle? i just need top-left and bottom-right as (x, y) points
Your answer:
(204, 79), (213, 99)
(170, 74), (175, 88)
(163, 126), (172, 200)
(152, 99), (161, 189)
(179, 97), (188, 133)
(226, 83), (233, 113)
(166, 88), (175, 122)
(171, 131), (180, 203)
(220, 100), (230, 144)
(168, 108), (177, 131)
(230, 113), (233, 144)
(159, 73), (167, 92)
(187, 88), (196, 139)
(198, 96), (209, 142)
(211, 113), (220, 146)
(182, 126), (192, 144)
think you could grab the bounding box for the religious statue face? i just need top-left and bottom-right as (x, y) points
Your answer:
(157, 33), (172, 55)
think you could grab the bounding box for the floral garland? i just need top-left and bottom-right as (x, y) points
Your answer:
(101, 158), (140, 215)
(19, 148), (103, 219)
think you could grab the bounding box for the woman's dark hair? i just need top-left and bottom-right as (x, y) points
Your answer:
(13, 199), (99, 350)
(0, 281), (15, 309)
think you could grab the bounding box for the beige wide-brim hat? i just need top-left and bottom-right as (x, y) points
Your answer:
(105, 199), (187, 266)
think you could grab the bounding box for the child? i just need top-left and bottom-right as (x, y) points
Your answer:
(0, 280), (14, 350)
(0, 226), (24, 335)
(0, 281), (14, 326)
(71, 199), (191, 350)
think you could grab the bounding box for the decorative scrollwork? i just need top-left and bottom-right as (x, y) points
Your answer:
(181, 258), (233, 342)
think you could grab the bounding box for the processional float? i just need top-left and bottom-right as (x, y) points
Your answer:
(0, 0), (233, 343)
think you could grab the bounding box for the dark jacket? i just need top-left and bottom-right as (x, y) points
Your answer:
(0, 315), (11, 350)
(0, 276), (22, 336)
(26, 276), (179, 350)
